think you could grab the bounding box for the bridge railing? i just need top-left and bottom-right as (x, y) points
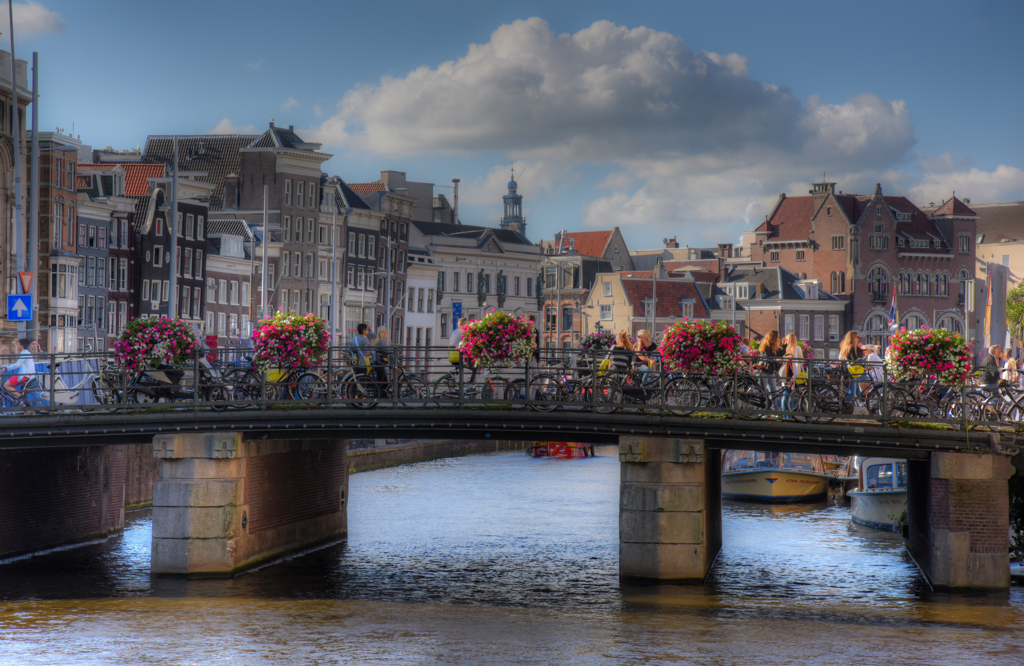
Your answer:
(0, 346), (1014, 430)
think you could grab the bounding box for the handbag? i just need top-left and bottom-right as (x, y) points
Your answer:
(778, 360), (793, 378)
(598, 357), (611, 377)
(448, 350), (461, 364)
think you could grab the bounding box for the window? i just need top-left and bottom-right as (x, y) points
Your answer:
(769, 251), (779, 262)
(452, 272), (460, 293)
(294, 252), (303, 278)
(347, 266), (356, 288)
(162, 280), (170, 302)
(176, 212), (183, 237)
(197, 217), (204, 240)
(87, 257), (97, 286)
(868, 266), (889, 297)
(527, 277), (533, 296)
(186, 214), (195, 239)
(294, 217), (303, 243)
(603, 281), (612, 297)
(217, 312), (226, 336)
(184, 248), (193, 278)
(959, 234), (970, 254)
(545, 307), (556, 331)
(719, 295), (733, 310)
(348, 232), (356, 256)
(98, 227), (107, 249)
(826, 206), (832, 216)
(813, 315), (824, 341)
(207, 278), (216, 302)
(870, 234), (887, 250)
(514, 276), (521, 296)
(600, 304), (612, 321)
(117, 258), (127, 291)
(307, 218), (314, 244)
(400, 223), (407, 242)
(193, 288), (201, 320)
(293, 291), (300, 313)
(358, 233), (365, 257)
(241, 282), (250, 306)
(194, 251), (203, 279)
(378, 246), (385, 268)
(795, 250), (805, 262)
(182, 287), (191, 319)
(229, 281), (239, 305)
(296, 181), (304, 208)
(154, 246), (163, 267)
(562, 307), (573, 330)
(417, 288), (424, 312)
(936, 274), (948, 296)
(466, 272), (473, 292)
(307, 252), (314, 279)
(284, 180), (292, 206)
(681, 302), (694, 318)
(308, 182), (316, 209)
(484, 273), (490, 294)
(108, 302), (117, 333)
(832, 236), (844, 251)
(736, 284), (750, 300)
(120, 219), (128, 247)
(427, 289), (435, 313)
(206, 312), (214, 333)
(440, 314), (449, 336)
(318, 259), (327, 280)
(783, 314), (795, 336)
(283, 252), (291, 278)
(366, 235), (375, 259)
(142, 280), (151, 301)
(218, 279), (227, 304)
(96, 297), (105, 328)
(119, 301), (127, 329)
(284, 216), (292, 241)
(281, 289), (289, 310)
(319, 225), (328, 245)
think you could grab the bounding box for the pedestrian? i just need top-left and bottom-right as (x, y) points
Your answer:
(980, 344), (1003, 390)
(756, 331), (781, 402)
(779, 333), (804, 412)
(633, 329), (658, 384)
(839, 331), (863, 398)
(372, 327), (391, 388)
(350, 323), (372, 374)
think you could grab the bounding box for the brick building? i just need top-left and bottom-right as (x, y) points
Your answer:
(744, 181), (976, 350)
(0, 51), (30, 336)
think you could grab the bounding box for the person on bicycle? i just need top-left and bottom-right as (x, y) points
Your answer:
(1, 338), (36, 400)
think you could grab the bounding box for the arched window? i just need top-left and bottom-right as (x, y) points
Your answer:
(935, 274), (947, 296)
(870, 314), (886, 332)
(957, 268), (970, 303)
(896, 273), (904, 295)
(921, 273), (929, 295)
(831, 271), (838, 294)
(937, 315), (962, 334)
(839, 272), (845, 294)
(869, 267), (889, 299)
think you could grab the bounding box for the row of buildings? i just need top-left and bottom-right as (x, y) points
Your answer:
(0, 49), (1017, 364)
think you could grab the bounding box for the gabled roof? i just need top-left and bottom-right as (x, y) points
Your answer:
(756, 196), (817, 241)
(347, 182), (389, 194)
(141, 134), (258, 210)
(123, 164), (166, 197)
(412, 220), (533, 246)
(247, 124), (309, 150)
(664, 258), (719, 273)
(550, 230), (613, 257)
(929, 195), (978, 218)
(937, 200), (1024, 243)
(621, 278), (709, 319)
(206, 219), (253, 240)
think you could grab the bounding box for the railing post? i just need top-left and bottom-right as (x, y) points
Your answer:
(731, 360), (738, 419)
(659, 353), (666, 417)
(881, 361), (889, 427)
(325, 346), (333, 409)
(458, 353), (465, 411)
(391, 345), (399, 408)
(591, 352), (598, 412)
(259, 364), (267, 412)
(48, 352), (56, 411)
(193, 347), (200, 413)
(805, 356), (813, 421)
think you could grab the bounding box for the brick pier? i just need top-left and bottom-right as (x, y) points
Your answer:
(151, 433), (348, 575)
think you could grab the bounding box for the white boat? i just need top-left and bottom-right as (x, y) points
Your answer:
(721, 450), (829, 503)
(848, 457), (907, 532)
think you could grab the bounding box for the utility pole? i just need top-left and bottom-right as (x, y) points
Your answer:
(8, 0), (24, 334)
(28, 52), (38, 334)
(167, 135), (178, 318)
(261, 184), (268, 319)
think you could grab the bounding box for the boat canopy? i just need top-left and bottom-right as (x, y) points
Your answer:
(861, 459), (907, 491)
(722, 450), (825, 474)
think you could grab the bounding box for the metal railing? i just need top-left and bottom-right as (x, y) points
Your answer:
(0, 346), (1014, 432)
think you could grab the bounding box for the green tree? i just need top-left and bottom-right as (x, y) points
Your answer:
(1007, 283), (1024, 346)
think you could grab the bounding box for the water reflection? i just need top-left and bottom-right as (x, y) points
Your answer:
(0, 446), (1021, 665)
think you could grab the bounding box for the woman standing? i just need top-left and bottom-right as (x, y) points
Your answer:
(779, 333), (804, 413)
(633, 329), (659, 385)
(372, 327), (391, 389)
(757, 331), (781, 403)
(838, 331), (862, 398)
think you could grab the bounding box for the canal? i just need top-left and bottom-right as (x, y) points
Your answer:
(0, 446), (1020, 664)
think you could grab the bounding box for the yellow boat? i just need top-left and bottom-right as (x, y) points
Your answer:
(721, 450), (829, 503)
(822, 455), (842, 471)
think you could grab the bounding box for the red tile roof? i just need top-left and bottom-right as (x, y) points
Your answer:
(347, 182), (388, 194)
(74, 175), (90, 189)
(124, 164), (166, 196)
(621, 278), (708, 319)
(930, 195), (978, 218)
(76, 163), (119, 171)
(618, 269), (654, 278)
(553, 230), (612, 258)
(756, 196), (817, 240)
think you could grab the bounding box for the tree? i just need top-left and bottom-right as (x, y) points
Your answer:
(1006, 283), (1024, 346)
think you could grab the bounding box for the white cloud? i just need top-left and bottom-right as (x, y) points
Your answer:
(281, 97), (301, 112)
(313, 104), (323, 117)
(247, 58), (263, 72)
(0, 1), (64, 37)
(909, 165), (1024, 205)
(208, 117), (255, 135)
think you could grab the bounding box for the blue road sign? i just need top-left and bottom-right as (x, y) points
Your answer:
(7, 294), (32, 321)
(452, 302), (462, 329)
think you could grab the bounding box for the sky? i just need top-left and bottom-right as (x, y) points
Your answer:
(9, 0), (1024, 250)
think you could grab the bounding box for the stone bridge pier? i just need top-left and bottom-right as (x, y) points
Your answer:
(619, 436), (721, 582)
(151, 433), (348, 575)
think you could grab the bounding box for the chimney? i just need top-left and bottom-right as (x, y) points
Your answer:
(224, 174), (240, 210)
(655, 258), (667, 279)
(569, 237), (576, 253)
(717, 243), (732, 282)
(665, 236), (679, 249)
(452, 178), (460, 224)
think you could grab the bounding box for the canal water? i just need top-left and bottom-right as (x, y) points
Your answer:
(0, 446), (1020, 664)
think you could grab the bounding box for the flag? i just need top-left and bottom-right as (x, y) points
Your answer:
(887, 291), (899, 332)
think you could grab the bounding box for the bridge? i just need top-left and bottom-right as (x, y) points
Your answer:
(0, 356), (1019, 591)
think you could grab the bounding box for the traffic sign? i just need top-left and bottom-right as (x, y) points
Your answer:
(7, 294), (32, 321)
(18, 272), (32, 294)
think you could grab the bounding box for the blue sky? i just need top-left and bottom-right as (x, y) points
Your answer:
(11, 0), (1024, 249)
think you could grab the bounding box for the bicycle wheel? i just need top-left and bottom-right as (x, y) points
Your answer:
(528, 374), (562, 412)
(89, 376), (119, 410)
(397, 375), (429, 406)
(292, 372), (328, 402)
(345, 377), (381, 409)
(595, 375), (624, 413)
(728, 376), (770, 419)
(664, 377), (701, 417)
(504, 378), (527, 406)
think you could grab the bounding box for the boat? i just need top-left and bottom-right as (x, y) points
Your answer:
(847, 457), (907, 532)
(837, 456), (863, 499)
(721, 450), (830, 503)
(527, 442), (595, 458)
(822, 454), (842, 471)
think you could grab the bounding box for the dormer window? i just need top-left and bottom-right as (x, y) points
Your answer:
(897, 237), (905, 247)
(736, 284), (750, 300)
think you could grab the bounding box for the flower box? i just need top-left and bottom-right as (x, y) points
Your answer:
(251, 311), (331, 373)
(114, 317), (199, 373)
(884, 327), (971, 386)
(459, 311), (536, 368)
(659, 320), (742, 376)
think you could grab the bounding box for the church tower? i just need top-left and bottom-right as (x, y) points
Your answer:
(500, 165), (526, 234)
